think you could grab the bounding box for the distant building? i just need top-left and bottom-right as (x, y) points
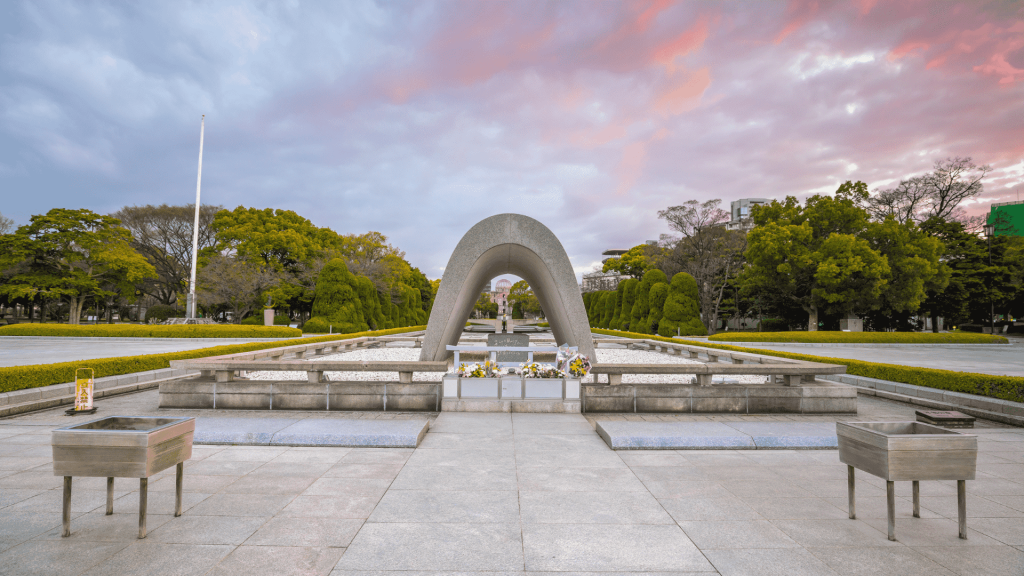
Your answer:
(726, 198), (770, 231)
(989, 200), (1024, 237)
(582, 249), (630, 292)
(489, 279), (512, 313)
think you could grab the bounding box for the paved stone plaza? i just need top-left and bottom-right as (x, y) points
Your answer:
(0, 336), (301, 368)
(703, 338), (1024, 377)
(1, 389), (1023, 575)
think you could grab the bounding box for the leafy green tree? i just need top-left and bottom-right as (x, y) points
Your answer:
(658, 273), (707, 337)
(618, 278), (639, 331)
(629, 269), (668, 333)
(508, 280), (542, 318)
(602, 245), (651, 279)
(309, 258), (368, 333)
(862, 218), (949, 330)
(647, 283), (669, 334)
(474, 292), (499, 319)
(609, 282), (626, 329)
(740, 182), (890, 331)
(0, 208), (156, 324)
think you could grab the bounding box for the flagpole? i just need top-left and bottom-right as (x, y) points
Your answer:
(187, 115), (205, 319)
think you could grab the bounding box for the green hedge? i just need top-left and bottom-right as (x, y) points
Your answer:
(591, 328), (1024, 403)
(0, 326), (426, 394)
(708, 331), (1009, 344)
(0, 323), (301, 338)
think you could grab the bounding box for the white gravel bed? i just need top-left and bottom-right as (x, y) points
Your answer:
(247, 346), (768, 384)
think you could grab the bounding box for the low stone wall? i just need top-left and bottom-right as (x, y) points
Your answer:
(581, 380), (856, 414)
(159, 379), (441, 412)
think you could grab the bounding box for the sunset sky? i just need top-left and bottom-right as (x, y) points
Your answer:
(1, 1), (1022, 279)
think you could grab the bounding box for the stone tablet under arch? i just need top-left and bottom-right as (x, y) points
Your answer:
(419, 213), (595, 362)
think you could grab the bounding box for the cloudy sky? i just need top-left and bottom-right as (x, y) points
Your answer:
(2, 1), (1023, 281)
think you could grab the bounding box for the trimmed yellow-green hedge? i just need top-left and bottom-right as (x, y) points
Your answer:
(0, 326), (426, 394)
(591, 328), (1024, 404)
(708, 331), (1008, 344)
(0, 323), (301, 338)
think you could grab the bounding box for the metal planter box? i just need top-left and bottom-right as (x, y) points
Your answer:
(837, 421), (977, 481)
(52, 416), (195, 539)
(837, 421), (977, 541)
(53, 416), (195, 478)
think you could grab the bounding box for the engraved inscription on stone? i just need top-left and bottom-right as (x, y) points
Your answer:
(487, 333), (530, 363)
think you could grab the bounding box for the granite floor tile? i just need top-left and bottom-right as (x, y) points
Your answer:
(203, 446), (290, 462)
(820, 495), (941, 519)
(0, 511), (62, 549)
(969, 516), (1024, 545)
(522, 523), (714, 572)
(36, 511), (174, 542)
(628, 466), (708, 483)
(148, 473), (240, 493)
(616, 451), (689, 467)
(278, 495), (380, 519)
(187, 493), (295, 517)
(0, 488), (48, 509)
(643, 480), (736, 499)
(416, 433), (516, 450)
(144, 515), (269, 545)
(244, 461), (336, 478)
(743, 497), (850, 520)
(271, 447), (352, 464)
(806, 546), (957, 576)
(860, 517), (1004, 546)
(322, 462), (405, 479)
(916, 545), (1024, 576)
(10, 488), (109, 514)
(659, 497), (762, 522)
(207, 545), (344, 576)
(772, 519), (898, 547)
(78, 542), (234, 576)
(390, 463), (518, 491)
(516, 466), (646, 492)
(303, 477), (392, 498)
(405, 449), (516, 468)
(678, 520), (800, 549)
(244, 517), (363, 547)
(339, 449), (414, 464)
(184, 460), (266, 476)
(336, 523), (523, 571)
(918, 495), (1024, 519)
(705, 548), (840, 576)
(518, 491), (674, 524)
(221, 474), (318, 495)
(0, 539), (128, 576)
(110, 490), (212, 515)
(514, 449), (627, 468)
(368, 490), (520, 523)
(514, 434), (610, 452)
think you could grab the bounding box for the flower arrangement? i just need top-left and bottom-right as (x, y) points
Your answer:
(555, 345), (591, 378)
(566, 353), (591, 378)
(453, 361), (499, 378)
(519, 362), (565, 379)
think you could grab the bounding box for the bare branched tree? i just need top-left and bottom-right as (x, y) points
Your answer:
(0, 211), (15, 234)
(658, 199), (745, 334)
(196, 254), (279, 323)
(112, 204), (222, 305)
(867, 157), (991, 224)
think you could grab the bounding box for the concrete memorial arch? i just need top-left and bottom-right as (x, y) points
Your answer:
(419, 213), (595, 362)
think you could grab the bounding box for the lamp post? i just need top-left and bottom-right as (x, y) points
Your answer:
(983, 222), (994, 334)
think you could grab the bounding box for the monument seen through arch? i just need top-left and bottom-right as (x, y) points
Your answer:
(419, 213), (595, 362)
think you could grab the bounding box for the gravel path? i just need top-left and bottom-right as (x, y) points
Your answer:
(247, 347), (769, 384)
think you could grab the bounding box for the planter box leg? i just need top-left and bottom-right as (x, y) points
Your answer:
(958, 480), (967, 539)
(62, 476), (72, 537)
(886, 480), (896, 541)
(847, 466), (855, 519)
(106, 477), (114, 515)
(912, 481), (920, 518)
(175, 462), (184, 517)
(139, 478), (148, 539)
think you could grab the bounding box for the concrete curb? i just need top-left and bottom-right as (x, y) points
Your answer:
(0, 336), (299, 343)
(701, 341), (1015, 348)
(0, 368), (198, 418)
(821, 374), (1024, 427)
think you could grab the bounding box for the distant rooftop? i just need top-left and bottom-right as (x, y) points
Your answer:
(602, 249), (629, 256)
